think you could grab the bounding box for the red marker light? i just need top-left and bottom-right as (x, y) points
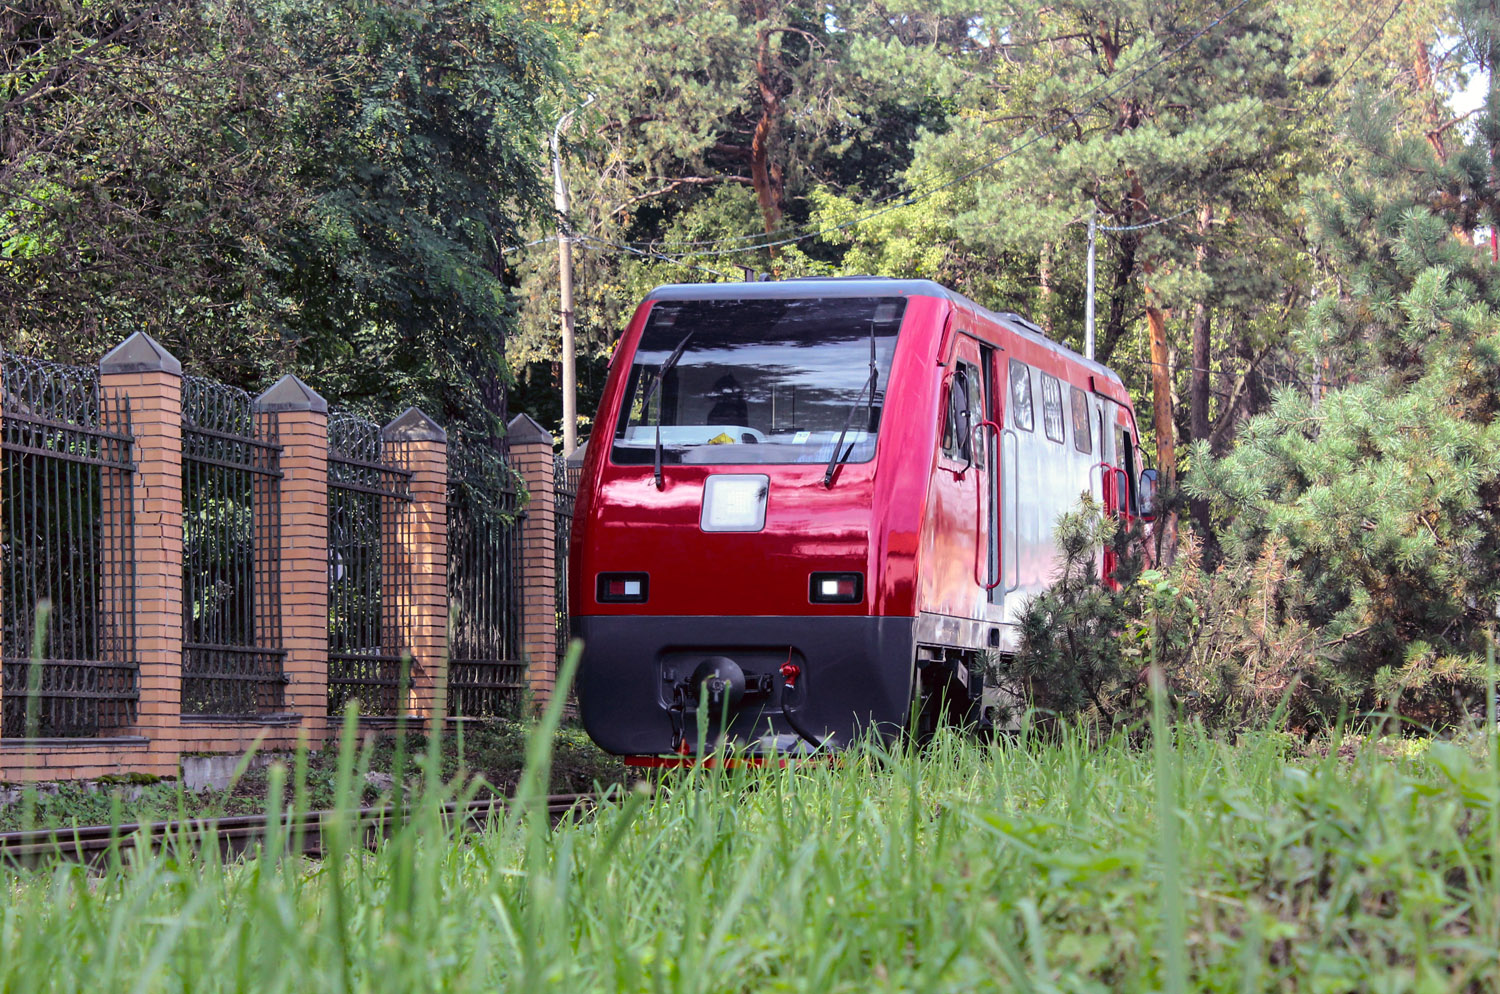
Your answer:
(597, 572), (648, 603)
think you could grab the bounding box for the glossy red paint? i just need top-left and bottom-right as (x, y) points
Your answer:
(569, 277), (1145, 654)
(569, 279), (1149, 757)
(571, 292), (951, 621)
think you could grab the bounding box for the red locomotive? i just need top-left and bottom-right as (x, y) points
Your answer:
(568, 278), (1153, 758)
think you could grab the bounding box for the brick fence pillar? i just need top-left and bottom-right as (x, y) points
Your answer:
(382, 409), (448, 719)
(256, 376), (330, 741)
(99, 333), (183, 767)
(508, 414), (557, 707)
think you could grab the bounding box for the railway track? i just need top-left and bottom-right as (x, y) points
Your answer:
(0, 792), (596, 869)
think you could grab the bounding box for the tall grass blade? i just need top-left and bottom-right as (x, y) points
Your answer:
(21, 600), (52, 833)
(1150, 663), (1186, 994)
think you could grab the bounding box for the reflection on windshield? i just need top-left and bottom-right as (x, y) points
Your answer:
(611, 296), (907, 467)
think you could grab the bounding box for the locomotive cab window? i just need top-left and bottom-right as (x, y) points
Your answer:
(1008, 359), (1034, 432)
(611, 296), (906, 467)
(1070, 386), (1092, 454)
(1040, 373), (1066, 444)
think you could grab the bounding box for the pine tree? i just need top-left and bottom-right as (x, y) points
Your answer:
(1188, 13), (1500, 723)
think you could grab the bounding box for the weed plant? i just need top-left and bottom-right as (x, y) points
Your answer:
(3, 649), (1500, 991)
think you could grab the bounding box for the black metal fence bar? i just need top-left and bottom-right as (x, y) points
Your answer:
(447, 473), (524, 717)
(1, 355), (137, 738)
(554, 454), (579, 665)
(180, 376), (284, 717)
(326, 412), (412, 718)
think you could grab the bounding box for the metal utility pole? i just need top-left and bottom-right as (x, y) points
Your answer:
(1084, 202), (1097, 362)
(552, 95), (594, 458)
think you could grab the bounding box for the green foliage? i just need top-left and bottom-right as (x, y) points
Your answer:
(507, 0), (951, 398)
(0, 2), (313, 373)
(6, 717), (1500, 989)
(1, 1), (561, 494)
(1186, 18), (1500, 726)
(271, 0), (560, 454)
(1007, 499), (1143, 724)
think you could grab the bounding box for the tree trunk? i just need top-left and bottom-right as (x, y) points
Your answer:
(1038, 240), (1053, 334)
(749, 2), (784, 249)
(1148, 302), (1178, 565)
(1098, 230), (1138, 366)
(1414, 39), (1449, 164)
(1189, 206), (1214, 551)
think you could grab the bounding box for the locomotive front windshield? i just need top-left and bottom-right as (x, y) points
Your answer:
(611, 296), (906, 467)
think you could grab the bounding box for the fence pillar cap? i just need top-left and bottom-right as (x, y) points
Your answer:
(506, 413), (553, 446)
(255, 374), (328, 413)
(99, 332), (182, 376)
(381, 406), (446, 443)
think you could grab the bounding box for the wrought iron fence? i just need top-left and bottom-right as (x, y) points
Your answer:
(1, 356), (137, 738)
(181, 376), (284, 717)
(326, 412), (413, 717)
(554, 453), (580, 662)
(448, 471), (524, 716)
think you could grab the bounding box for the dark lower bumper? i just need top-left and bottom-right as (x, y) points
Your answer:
(573, 615), (916, 755)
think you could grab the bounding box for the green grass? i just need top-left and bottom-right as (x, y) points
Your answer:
(4, 688), (1500, 990)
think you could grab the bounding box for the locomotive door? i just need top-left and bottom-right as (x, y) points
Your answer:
(947, 336), (996, 611)
(981, 344), (1000, 605)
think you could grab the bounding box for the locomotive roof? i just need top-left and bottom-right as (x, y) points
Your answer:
(644, 277), (1127, 391)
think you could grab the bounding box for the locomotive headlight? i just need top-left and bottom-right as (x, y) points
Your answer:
(810, 572), (863, 604)
(700, 474), (769, 532)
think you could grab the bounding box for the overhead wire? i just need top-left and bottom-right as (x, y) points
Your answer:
(574, 234), (737, 279)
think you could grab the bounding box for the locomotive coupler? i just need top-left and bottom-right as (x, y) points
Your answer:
(775, 656), (829, 752)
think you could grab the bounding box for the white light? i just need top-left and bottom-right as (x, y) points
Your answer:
(624, 580), (641, 597)
(820, 579), (839, 597)
(701, 474), (769, 532)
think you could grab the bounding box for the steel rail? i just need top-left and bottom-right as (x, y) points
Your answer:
(0, 792), (597, 869)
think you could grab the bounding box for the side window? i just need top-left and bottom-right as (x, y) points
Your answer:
(940, 385), (957, 455)
(1070, 386), (1092, 454)
(1008, 359), (1034, 432)
(942, 366), (969, 461)
(966, 362), (985, 468)
(1116, 425), (1135, 514)
(941, 362), (984, 465)
(1040, 373), (1065, 444)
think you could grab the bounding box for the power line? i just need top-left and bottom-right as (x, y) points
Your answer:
(1098, 207), (1201, 233)
(575, 234), (736, 280)
(1288, 0), (1406, 129)
(500, 235), (553, 256)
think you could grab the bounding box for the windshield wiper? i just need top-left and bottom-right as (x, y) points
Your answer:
(644, 330), (695, 490)
(823, 318), (881, 489)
